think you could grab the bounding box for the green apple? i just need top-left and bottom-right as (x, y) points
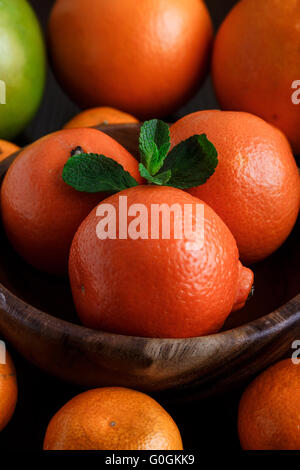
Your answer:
(0, 0), (46, 139)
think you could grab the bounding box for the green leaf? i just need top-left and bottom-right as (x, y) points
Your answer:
(62, 153), (139, 193)
(139, 119), (170, 175)
(139, 163), (172, 186)
(159, 134), (218, 189)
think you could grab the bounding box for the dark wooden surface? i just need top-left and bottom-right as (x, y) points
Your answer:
(0, 0), (298, 452)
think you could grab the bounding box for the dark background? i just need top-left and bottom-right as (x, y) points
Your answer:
(1, 0), (256, 452)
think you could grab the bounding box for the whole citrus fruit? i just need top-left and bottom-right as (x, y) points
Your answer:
(212, 0), (300, 155)
(170, 111), (300, 264)
(238, 359), (300, 450)
(64, 107), (139, 129)
(0, 0), (46, 140)
(0, 349), (17, 432)
(48, 0), (213, 119)
(43, 387), (183, 450)
(1, 128), (142, 276)
(69, 185), (253, 338)
(0, 140), (20, 162)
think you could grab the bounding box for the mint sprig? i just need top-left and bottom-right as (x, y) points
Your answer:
(159, 134), (218, 189)
(139, 163), (172, 186)
(62, 153), (139, 193)
(139, 119), (170, 176)
(62, 119), (218, 194)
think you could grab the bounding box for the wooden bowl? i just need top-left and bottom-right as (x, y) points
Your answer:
(0, 124), (299, 401)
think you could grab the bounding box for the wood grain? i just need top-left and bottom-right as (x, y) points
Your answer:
(0, 124), (299, 400)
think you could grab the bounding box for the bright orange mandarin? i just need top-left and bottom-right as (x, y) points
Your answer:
(0, 350), (17, 431)
(238, 359), (300, 450)
(64, 107), (139, 129)
(69, 185), (253, 338)
(48, 0), (213, 119)
(0, 140), (20, 162)
(212, 0), (300, 154)
(170, 110), (300, 264)
(43, 387), (183, 450)
(1, 128), (142, 276)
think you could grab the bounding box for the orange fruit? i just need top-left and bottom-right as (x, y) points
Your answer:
(238, 359), (300, 450)
(170, 110), (300, 264)
(212, 0), (300, 155)
(43, 387), (183, 450)
(0, 139), (20, 162)
(0, 349), (17, 431)
(1, 128), (142, 276)
(69, 185), (253, 338)
(48, 0), (213, 119)
(64, 107), (139, 129)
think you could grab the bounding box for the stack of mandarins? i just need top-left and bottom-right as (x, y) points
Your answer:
(1, 118), (258, 338)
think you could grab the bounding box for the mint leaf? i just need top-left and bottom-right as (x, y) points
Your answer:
(139, 120), (170, 175)
(62, 153), (139, 193)
(139, 163), (172, 186)
(159, 134), (218, 189)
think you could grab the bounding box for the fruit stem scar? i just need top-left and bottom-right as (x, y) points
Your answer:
(110, 421), (116, 427)
(71, 146), (84, 156)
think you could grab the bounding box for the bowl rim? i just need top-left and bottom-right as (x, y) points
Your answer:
(0, 275), (300, 346)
